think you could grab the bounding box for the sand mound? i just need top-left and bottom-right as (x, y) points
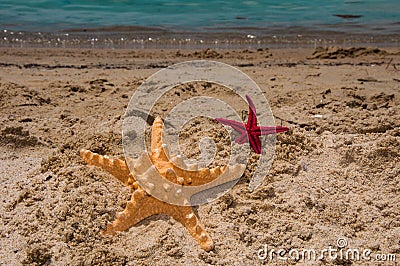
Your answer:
(309, 47), (393, 59)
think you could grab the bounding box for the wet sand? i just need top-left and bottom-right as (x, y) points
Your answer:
(0, 47), (399, 265)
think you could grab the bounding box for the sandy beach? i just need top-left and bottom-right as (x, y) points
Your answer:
(0, 46), (399, 265)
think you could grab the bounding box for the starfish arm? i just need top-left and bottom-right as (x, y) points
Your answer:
(103, 188), (214, 251)
(180, 164), (244, 188)
(259, 126), (290, 135)
(236, 132), (249, 144)
(151, 117), (164, 152)
(245, 95), (259, 130)
(102, 189), (158, 235)
(249, 133), (262, 154)
(167, 205), (214, 251)
(151, 117), (172, 161)
(215, 118), (246, 133)
(274, 126), (290, 133)
(80, 149), (131, 186)
(175, 165), (227, 186)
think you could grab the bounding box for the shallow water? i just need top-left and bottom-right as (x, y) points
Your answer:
(0, 0), (399, 48)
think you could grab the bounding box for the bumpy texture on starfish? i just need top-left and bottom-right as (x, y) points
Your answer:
(80, 117), (244, 251)
(216, 95), (289, 154)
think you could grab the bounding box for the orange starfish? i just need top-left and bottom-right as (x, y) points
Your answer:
(80, 117), (244, 251)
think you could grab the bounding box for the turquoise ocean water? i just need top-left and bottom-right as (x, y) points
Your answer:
(0, 0), (399, 48)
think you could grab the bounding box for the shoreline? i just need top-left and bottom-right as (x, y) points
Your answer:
(1, 28), (399, 49)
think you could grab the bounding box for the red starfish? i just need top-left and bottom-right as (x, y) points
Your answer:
(216, 95), (289, 154)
